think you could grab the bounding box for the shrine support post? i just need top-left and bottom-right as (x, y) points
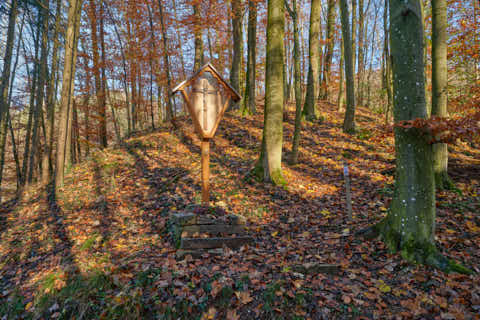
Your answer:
(201, 138), (210, 205)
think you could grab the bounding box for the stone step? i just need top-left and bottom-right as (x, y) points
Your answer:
(180, 236), (254, 250)
(172, 212), (246, 226)
(182, 224), (246, 237)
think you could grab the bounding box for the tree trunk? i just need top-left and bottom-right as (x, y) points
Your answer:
(243, 0), (257, 115)
(320, 0), (336, 101)
(340, 0), (356, 133)
(42, 0), (62, 185)
(338, 39), (345, 112)
(383, 0), (393, 124)
(0, 0), (19, 195)
(28, 0), (50, 184)
(357, 0), (365, 106)
(352, 0), (357, 82)
(99, 1), (108, 148)
(366, 0), (469, 274)
(431, 0), (452, 190)
(193, 3), (204, 71)
(158, 0), (174, 121)
(55, 0), (83, 193)
(302, 0), (321, 121)
(230, 0), (243, 110)
(254, 0), (285, 185)
(286, 0), (302, 165)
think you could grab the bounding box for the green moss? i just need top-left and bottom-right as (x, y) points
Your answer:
(270, 168), (287, 186)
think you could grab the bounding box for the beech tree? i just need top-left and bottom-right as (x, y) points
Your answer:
(302, 0), (321, 121)
(242, 0), (257, 115)
(363, 0), (470, 274)
(254, 0), (285, 185)
(55, 0), (84, 192)
(0, 0), (18, 198)
(339, 0), (356, 133)
(431, 0), (453, 190)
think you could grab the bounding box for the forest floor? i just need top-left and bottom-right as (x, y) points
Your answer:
(0, 102), (479, 319)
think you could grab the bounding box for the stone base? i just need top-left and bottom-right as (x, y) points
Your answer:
(170, 209), (253, 259)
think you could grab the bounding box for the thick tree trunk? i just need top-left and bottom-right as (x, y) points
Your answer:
(255, 0), (285, 185)
(0, 0), (19, 196)
(431, 0), (452, 190)
(340, 0), (356, 133)
(366, 0), (469, 274)
(243, 0), (257, 115)
(55, 0), (83, 193)
(320, 0), (336, 101)
(302, 0), (321, 121)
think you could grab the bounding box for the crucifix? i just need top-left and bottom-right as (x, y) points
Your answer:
(172, 64), (241, 207)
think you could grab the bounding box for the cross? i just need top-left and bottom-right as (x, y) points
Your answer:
(192, 77), (217, 131)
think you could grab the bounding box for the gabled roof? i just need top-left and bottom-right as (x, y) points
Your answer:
(172, 62), (242, 102)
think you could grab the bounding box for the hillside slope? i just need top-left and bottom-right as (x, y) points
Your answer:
(1, 103), (479, 319)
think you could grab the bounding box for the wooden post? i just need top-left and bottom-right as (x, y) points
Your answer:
(343, 163), (352, 221)
(201, 138), (210, 205)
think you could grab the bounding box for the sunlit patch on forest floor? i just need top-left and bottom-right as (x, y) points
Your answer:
(1, 102), (479, 319)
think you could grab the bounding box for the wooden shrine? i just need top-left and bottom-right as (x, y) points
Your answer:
(171, 63), (251, 258)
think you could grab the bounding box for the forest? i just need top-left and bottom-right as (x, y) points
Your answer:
(0, 0), (479, 318)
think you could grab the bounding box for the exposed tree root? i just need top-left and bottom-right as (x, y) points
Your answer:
(357, 219), (474, 275)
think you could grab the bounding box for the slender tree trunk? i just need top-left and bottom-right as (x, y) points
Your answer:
(383, 0), (393, 124)
(147, 4), (155, 129)
(99, 1), (107, 148)
(302, 0), (321, 120)
(338, 39), (345, 111)
(357, 0), (365, 106)
(255, 0), (285, 185)
(193, 2), (204, 71)
(340, 0), (356, 133)
(229, 0), (243, 111)
(28, 0), (50, 184)
(42, 0), (62, 185)
(55, 0), (83, 193)
(320, 0), (336, 101)
(0, 0), (19, 197)
(243, 0), (257, 115)
(286, 0), (302, 164)
(21, 32), (40, 187)
(352, 0), (357, 81)
(158, 0), (174, 121)
(431, 0), (452, 190)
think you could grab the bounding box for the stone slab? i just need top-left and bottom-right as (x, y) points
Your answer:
(180, 236), (254, 250)
(292, 263), (341, 275)
(182, 224), (246, 236)
(176, 248), (224, 259)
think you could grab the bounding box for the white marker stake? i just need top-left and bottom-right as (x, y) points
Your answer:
(344, 164), (352, 221)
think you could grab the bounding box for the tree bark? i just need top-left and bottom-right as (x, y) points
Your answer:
(55, 0), (83, 193)
(286, 0), (302, 164)
(158, 0), (174, 121)
(338, 38), (345, 111)
(28, 0), (50, 184)
(254, 0), (285, 185)
(302, 0), (321, 121)
(230, 0), (243, 110)
(431, 0), (452, 190)
(42, 0), (62, 185)
(366, 0), (469, 274)
(193, 2), (204, 71)
(243, 0), (257, 115)
(340, 0), (356, 133)
(320, 0), (336, 101)
(0, 0), (19, 196)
